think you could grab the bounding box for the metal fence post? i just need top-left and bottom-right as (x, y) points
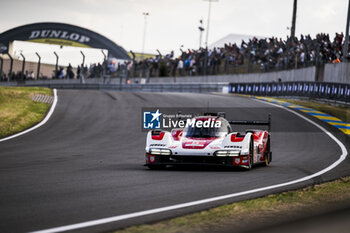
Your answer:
(20, 53), (25, 81)
(36, 52), (41, 80)
(80, 51), (86, 84)
(101, 49), (107, 61)
(0, 56), (3, 81)
(80, 51), (85, 66)
(101, 50), (107, 83)
(204, 48), (208, 75)
(53, 52), (59, 79)
(343, 0), (350, 61)
(130, 50), (136, 81)
(7, 53), (13, 82)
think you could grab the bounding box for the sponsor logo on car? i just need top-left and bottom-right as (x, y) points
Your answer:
(149, 144), (166, 147)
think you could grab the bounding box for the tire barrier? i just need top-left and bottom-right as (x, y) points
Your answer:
(229, 82), (350, 102)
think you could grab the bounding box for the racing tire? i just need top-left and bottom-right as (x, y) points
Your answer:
(245, 137), (254, 170)
(264, 136), (271, 166)
(264, 153), (270, 166)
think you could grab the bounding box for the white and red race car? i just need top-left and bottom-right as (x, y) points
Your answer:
(145, 113), (271, 170)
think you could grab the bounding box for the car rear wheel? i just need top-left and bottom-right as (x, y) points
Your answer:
(264, 153), (270, 166)
(264, 136), (271, 166)
(246, 137), (254, 170)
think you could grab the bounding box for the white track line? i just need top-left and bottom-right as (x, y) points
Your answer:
(32, 98), (348, 233)
(0, 89), (58, 143)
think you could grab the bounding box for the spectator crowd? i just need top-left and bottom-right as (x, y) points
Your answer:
(0, 32), (348, 82)
(130, 32), (346, 78)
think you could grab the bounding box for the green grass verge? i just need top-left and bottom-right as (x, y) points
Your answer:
(278, 98), (350, 123)
(114, 177), (350, 233)
(0, 86), (53, 138)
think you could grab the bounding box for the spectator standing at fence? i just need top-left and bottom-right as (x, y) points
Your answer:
(189, 57), (196, 76)
(66, 63), (75, 79)
(58, 67), (65, 79)
(170, 59), (177, 77)
(77, 65), (81, 79)
(27, 71), (35, 80)
(127, 61), (133, 78)
(177, 58), (183, 76)
(80, 65), (87, 84)
(299, 50), (305, 67)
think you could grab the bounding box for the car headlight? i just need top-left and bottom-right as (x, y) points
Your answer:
(215, 150), (240, 157)
(149, 148), (171, 155)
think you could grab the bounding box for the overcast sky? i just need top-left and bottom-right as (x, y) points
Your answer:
(0, 0), (348, 65)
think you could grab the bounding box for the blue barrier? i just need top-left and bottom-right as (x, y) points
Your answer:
(229, 82), (350, 102)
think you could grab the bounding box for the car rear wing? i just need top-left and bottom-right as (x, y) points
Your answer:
(229, 114), (271, 131)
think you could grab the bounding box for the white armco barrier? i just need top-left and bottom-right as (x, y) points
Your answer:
(6, 83), (228, 93)
(148, 66), (316, 83)
(148, 63), (349, 84)
(324, 62), (350, 84)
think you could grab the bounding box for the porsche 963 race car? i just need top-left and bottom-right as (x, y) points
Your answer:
(145, 113), (271, 170)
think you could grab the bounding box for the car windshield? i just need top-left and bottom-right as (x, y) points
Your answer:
(184, 124), (222, 138)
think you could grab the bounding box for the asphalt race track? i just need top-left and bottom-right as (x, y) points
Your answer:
(0, 90), (349, 233)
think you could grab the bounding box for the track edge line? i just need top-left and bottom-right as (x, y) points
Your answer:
(0, 89), (58, 142)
